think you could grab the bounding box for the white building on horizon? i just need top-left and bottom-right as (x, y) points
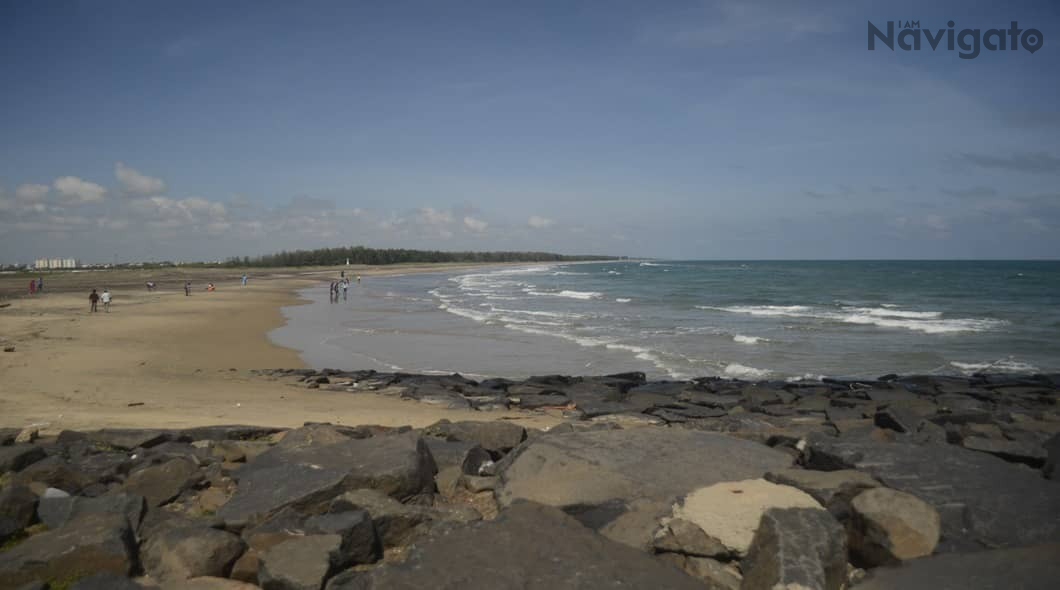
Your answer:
(34, 258), (79, 270)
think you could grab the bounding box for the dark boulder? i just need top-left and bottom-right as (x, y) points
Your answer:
(0, 513), (137, 589)
(740, 507), (847, 590)
(123, 457), (204, 506)
(422, 420), (526, 453)
(37, 492), (145, 531)
(0, 445), (46, 473)
(141, 525), (246, 581)
(304, 510), (378, 565)
(0, 484), (37, 529)
(258, 534), (347, 590)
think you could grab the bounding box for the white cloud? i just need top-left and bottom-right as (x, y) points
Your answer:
(463, 216), (488, 232)
(115, 162), (166, 196)
(15, 183), (49, 202)
(528, 215), (554, 229)
(417, 207), (453, 226)
(53, 176), (106, 204)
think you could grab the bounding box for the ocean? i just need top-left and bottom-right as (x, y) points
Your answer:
(270, 260), (1060, 381)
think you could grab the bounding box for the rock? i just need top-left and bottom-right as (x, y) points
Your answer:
(460, 445), (496, 476)
(669, 479), (822, 557)
(123, 457), (204, 506)
(420, 438), (477, 471)
(677, 391), (742, 410)
(89, 428), (169, 450)
(849, 487), (941, 566)
(855, 543), (1060, 590)
(961, 436), (1048, 467)
(258, 534), (346, 590)
(0, 513), (137, 589)
(740, 507), (847, 590)
(460, 474), (499, 493)
(423, 420), (526, 453)
(142, 525), (246, 581)
(0, 484), (38, 529)
(274, 424), (354, 450)
(168, 578), (261, 590)
(0, 445), (46, 473)
(68, 573), (147, 589)
(497, 429), (793, 550)
(220, 434), (436, 526)
(37, 492), (145, 530)
(13, 428), (37, 444)
(652, 517), (729, 558)
(806, 435), (1060, 551)
(13, 456), (94, 494)
(304, 510), (378, 565)
(0, 516), (19, 545)
(511, 393), (571, 409)
(219, 464), (351, 528)
(1045, 433), (1060, 479)
(181, 425), (285, 441)
(329, 489), (433, 548)
(657, 554), (741, 589)
(229, 549), (260, 585)
(340, 501), (705, 589)
(764, 468), (880, 517)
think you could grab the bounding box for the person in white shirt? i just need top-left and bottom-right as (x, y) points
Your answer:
(101, 289), (111, 313)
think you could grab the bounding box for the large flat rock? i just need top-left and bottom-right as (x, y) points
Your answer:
(326, 501), (705, 590)
(497, 428), (793, 549)
(854, 543), (1060, 590)
(218, 433), (436, 526)
(807, 435), (1060, 551)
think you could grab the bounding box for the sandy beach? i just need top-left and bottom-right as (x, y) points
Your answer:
(0, 264), (560, 433)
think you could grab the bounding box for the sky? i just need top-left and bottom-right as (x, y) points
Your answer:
(1, 0), (1058, 263)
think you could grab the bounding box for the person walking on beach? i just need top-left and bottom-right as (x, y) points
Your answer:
(37, 277), (43, 293)
(184, 281), (191, 296)
(89, 289), (99, 312)
(28, 279), (36, 295)
(100, 288), (111, 312)
(356, 275), (361, 284)
(342, 278), (348, 300)
(241, 274), (248, 286)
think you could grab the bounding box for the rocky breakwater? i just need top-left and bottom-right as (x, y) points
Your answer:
(0, 370), (1057, 589)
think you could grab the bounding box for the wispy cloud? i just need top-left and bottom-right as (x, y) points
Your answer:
(645, 0), (844, 48)
(956, 152), (1060, 174)
(53, 176), (106, 204)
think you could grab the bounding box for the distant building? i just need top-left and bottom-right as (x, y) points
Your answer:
(34, 257), (79, 269)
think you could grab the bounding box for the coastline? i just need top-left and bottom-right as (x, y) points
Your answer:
(0, 264), (562, 434)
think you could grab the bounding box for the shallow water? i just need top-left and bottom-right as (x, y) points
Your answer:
(270, 260), (1060, 381)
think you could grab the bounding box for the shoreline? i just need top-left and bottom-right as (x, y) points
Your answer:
(0, 264), (564, 434)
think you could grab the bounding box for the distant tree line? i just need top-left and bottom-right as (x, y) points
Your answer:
(224, 246), (619, 267)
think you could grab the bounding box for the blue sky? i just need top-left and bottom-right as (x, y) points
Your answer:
(1, 0), (1058, 263)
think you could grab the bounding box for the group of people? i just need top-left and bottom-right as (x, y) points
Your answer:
(329, 272), (361, 303)
(88, 288), (111, 313)
(27, 277), (43, 294)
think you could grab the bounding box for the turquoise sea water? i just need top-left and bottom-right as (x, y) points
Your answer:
(271, 260), (1060, 380)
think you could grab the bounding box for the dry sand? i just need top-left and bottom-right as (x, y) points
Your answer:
(0, 264), (561, 433)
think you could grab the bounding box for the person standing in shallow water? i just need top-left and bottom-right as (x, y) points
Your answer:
(89, 289), (99, 312)
(184, 281), (191, 296)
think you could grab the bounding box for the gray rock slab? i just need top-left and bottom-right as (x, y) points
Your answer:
(259, 534), (346, 590)
(123, 457), (204, 506)
(497, 428), (792, 549)
(329, 501), (706, 590)
(37, 492), (145, 530)
(806, 435), (1060, 551)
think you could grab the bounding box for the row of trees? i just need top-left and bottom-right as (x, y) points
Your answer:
(224, 246), (617, 268)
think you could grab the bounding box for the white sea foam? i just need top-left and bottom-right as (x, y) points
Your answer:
(639, 262), (672, 267)
(703, 304), (1005, 334)
(607, 270), (622, 275)
(950, 359), (1039, 374)
(525, 289), (602, 300)
(723, 363), (771, 379)
(786, 373), (827, 383)
(733, 334), (766, 345)
(615, 298), (632, 303)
